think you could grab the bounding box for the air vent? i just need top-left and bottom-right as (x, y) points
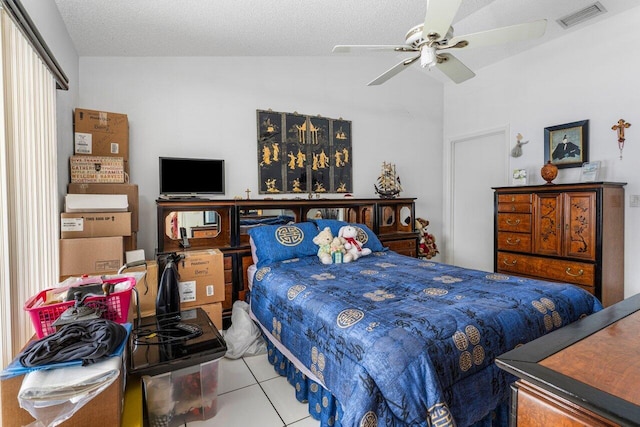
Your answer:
(557, 2), (607, 29)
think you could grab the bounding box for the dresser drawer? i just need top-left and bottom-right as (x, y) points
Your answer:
(384, 239), (417, 256)
(497, 213), (531, 232)
(497, 252), (595, 287)
(497, 232), (531, 252)
(498, 202), (532, 213)
(192, 228), (218, 238)
(498, 194), (532, 204)
(223, 255), (233, 270)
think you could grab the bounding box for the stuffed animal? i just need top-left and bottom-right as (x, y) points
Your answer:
(415, 218), (439, 259)
(339, 225), (372, 261)
(330, 236), (348, 263)
(313, 227), (335, 264)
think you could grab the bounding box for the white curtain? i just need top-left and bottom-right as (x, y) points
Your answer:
(0, 7), (58, 367)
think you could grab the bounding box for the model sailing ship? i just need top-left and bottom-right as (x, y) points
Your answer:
(374, 162), (402, 198)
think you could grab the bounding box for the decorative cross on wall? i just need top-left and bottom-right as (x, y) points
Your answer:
(245, 188), (251, 199)
(611, 119), (631, 159)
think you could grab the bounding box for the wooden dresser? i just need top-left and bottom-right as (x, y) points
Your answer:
(493, 182), (625, 307)
(496, 293), (640, 426)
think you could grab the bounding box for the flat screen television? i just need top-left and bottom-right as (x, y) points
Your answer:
(159, 157), (225, 195)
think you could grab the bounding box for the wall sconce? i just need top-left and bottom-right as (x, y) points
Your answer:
(612, 119), (631, 159)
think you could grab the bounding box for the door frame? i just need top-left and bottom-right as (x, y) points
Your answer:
(443, 125), (510, 265)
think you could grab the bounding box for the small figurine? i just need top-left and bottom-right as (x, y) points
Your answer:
(511, 133), (529, 158)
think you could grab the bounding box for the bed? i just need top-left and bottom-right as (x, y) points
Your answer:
(247, 221), (602, 427)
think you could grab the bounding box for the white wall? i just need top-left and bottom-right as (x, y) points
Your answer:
(78, 57), (444, 257)
(444, 7), (640, 297)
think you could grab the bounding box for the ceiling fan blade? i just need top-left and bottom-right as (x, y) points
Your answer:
(436, 53), (475, 84)
(333, 45), (417, 54)
(423, 0), (463, 41)
(367, 55), (421, 86)
(448, 19), (547, 50)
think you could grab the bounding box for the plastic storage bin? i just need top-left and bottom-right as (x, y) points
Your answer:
(129, 308), (227, 426)
(23, 276), (135, 338)
(143, 358), (220, 426)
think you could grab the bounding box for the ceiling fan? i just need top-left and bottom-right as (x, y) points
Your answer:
(332, 0), (547, 85)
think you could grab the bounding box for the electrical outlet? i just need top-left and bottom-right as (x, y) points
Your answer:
(630, 195), (640, 207)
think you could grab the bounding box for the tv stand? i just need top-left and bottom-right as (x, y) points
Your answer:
(159, 194), (208, 201)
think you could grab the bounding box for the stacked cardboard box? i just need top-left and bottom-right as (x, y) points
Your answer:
(59, 194), (131, 278)
(73, 108), (129, 174)
(70, 155), (125, 184)
(67, 183), (140, 250)
(129, 260), (158, 319)
(128, 252), (224, 330)
(59, 108), (140, 280)
(1, 357), (125, 426)
(177, 249), (225, 330)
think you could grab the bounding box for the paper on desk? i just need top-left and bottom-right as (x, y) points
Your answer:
(17, 356), (121, 427)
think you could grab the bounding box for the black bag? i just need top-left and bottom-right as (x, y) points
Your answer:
(156, 253), (181, 316)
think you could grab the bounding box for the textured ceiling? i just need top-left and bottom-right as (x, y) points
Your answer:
(53, 0), (639, 75)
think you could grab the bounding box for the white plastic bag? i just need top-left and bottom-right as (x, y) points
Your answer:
(18, 356), (121, 427)
(223, 301), (267, 359)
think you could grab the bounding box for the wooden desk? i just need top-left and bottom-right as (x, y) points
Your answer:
(496, 293), (640, 426)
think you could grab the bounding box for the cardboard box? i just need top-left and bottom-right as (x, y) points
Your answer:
(130, 260), (158, 318)
(70, 155), (125, 184)
(67, 183), (139, 231)
(1, 358), (124, 427)
(59, 236), (123, 277)
(177, 249), (224, 307)
(124, 231), (138, 252)
(60, 212), (132, 238)
(199, 302), (223, 331)
(74, 108), (129, 163)
(65, 194), (128, 213)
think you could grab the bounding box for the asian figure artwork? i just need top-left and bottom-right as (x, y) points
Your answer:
(257, 110), (352, 194)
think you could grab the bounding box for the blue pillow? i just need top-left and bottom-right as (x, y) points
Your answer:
(247, 222), (320, 268)
(312, 219), (385, 252)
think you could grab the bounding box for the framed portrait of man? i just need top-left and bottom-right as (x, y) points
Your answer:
(544, 120), (589, 168)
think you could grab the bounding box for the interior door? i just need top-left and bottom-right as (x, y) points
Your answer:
(450, 129), (508, 271)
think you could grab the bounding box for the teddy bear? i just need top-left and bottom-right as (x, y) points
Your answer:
(415, 218), (439, 259)
(313, 227), (335, 264)
(329, 236), (348, 263)
(339, 225), (371, 261)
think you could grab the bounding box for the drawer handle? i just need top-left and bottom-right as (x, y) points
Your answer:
(511, 196), (516, 202)
(506, 238), (521, 245)
(565, 267), (584, 277)
(502, 259), (517, 266)
(505, 219), (521, 226)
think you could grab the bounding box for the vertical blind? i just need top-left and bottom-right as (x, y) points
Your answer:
(0, 8), (58, 367)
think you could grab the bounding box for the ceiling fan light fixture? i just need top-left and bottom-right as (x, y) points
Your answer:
(334, 0), (549, 85)
(420, 46), (438, 68)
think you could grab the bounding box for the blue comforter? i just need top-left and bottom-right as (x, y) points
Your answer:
(250, 252), (602, 427)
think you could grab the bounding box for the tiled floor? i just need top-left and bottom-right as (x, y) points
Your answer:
(189, 354), (320, 427)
